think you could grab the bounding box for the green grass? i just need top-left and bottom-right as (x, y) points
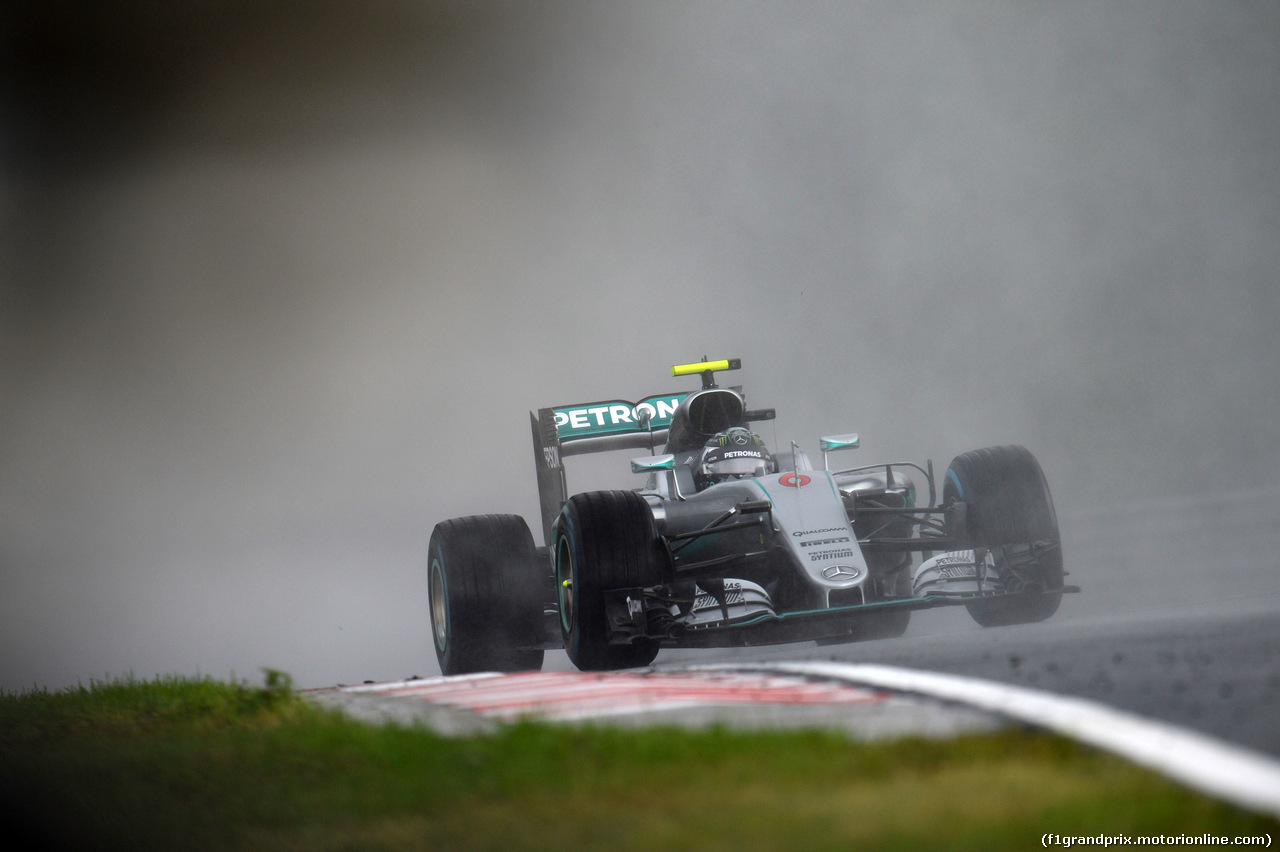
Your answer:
(2, 673), (1276, 851)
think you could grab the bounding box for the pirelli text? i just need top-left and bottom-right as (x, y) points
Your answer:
(1043, 835), (1271, 848)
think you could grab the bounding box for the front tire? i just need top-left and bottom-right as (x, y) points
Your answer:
(428, 515), (546, 675)
(554, 491), (664, 671)
(943, 445), (1064, 627)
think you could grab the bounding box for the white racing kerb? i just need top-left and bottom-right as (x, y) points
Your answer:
(689, 662), (1280, 820)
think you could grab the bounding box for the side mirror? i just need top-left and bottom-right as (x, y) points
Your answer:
(818, 433), (859, 471)
(631, 454), (675, 474)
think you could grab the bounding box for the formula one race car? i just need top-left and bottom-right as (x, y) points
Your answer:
(428, 359), (1075, 674)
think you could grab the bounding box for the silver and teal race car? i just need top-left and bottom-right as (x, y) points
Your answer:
(428, 358), (1075, 674)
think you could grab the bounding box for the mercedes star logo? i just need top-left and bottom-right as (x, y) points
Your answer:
(822, 565), (862, 580)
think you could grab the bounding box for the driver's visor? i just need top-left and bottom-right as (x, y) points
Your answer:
(704, 458), (767, 477)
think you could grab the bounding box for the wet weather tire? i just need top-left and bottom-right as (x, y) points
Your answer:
(553, 491), (664, 671)
(943, 445), (1063, 627)
(428, 515), (546, 675)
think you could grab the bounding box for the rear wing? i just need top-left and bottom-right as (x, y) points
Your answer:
(530, 393), (686, 541)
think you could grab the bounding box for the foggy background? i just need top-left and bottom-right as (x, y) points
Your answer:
(2, 1), (1277, 692)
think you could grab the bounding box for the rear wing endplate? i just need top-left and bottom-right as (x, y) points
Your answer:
(530, 393), (687, 540)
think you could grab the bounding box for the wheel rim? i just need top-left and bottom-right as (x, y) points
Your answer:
(555, 535), (575, 636)
(429, 556), (448, 652)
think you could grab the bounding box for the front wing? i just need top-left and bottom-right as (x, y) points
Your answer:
(631, 588), (1079, 648)
(527, 585), (1080, 651)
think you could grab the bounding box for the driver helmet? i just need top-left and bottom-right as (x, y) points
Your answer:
(694, 427), (772, 491)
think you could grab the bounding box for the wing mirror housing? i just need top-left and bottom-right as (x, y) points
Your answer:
(631, 454), (675, 474)
(818, 433), (859, 471)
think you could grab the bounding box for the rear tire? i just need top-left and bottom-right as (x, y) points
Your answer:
(428, 515), (546, 675)
(553, 491), (664, 671)
(943, 445), (1064, 627)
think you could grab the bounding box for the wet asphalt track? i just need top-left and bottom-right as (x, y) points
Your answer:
(654, 598), (1280, 758)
